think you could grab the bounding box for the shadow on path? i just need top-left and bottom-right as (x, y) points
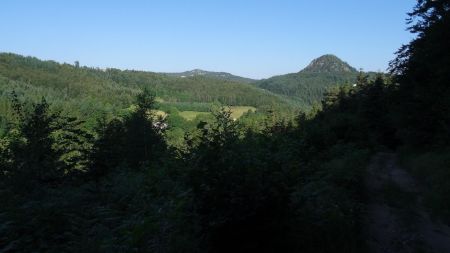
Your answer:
(364, 153), (450, 253)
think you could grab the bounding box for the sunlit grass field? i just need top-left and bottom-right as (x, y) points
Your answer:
(177, 106), (256, 121)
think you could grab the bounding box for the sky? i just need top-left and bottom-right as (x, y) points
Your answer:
(0, 0), (417, 79)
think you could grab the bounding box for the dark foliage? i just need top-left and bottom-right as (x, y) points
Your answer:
(388, 0), (450, 221)
(389, 0), (450, 147)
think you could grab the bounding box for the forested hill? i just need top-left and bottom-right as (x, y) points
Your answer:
(255, 54), (360, 107)
(0, 53), (297, 125)
(302, 54), (357, 73)
(164, 69), (256, 83)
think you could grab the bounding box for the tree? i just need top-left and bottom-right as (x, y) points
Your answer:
(90, 117), (125, 180)
(10, 97), (62, 185)
(389, 0), (450, 146)
(184, 108), (299, 252)
(123, 88), (166, 169)
(6, 93), (93, 188)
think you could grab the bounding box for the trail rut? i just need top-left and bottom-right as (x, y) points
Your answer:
(364, 153), (450, 253)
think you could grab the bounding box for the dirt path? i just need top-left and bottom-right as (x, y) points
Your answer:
(364, 153), (450, 253)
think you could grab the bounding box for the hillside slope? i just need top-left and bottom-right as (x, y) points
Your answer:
(0, 53), (297, 126)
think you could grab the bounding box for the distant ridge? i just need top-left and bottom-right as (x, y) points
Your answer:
(164, 69), (256, 83)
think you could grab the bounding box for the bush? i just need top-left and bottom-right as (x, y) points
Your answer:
(399, 148), (450, 221)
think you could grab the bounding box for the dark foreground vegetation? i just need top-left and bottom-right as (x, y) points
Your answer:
(1, 0), (449, 252)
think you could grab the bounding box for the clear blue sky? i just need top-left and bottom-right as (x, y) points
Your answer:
(0, 0), (416, 79)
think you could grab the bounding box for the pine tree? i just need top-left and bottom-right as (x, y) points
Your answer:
(123, 88), (166, 169)
(11, 97), (62, 185)
(90, 117), (125, 180)
(6, 94), (93, 187)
